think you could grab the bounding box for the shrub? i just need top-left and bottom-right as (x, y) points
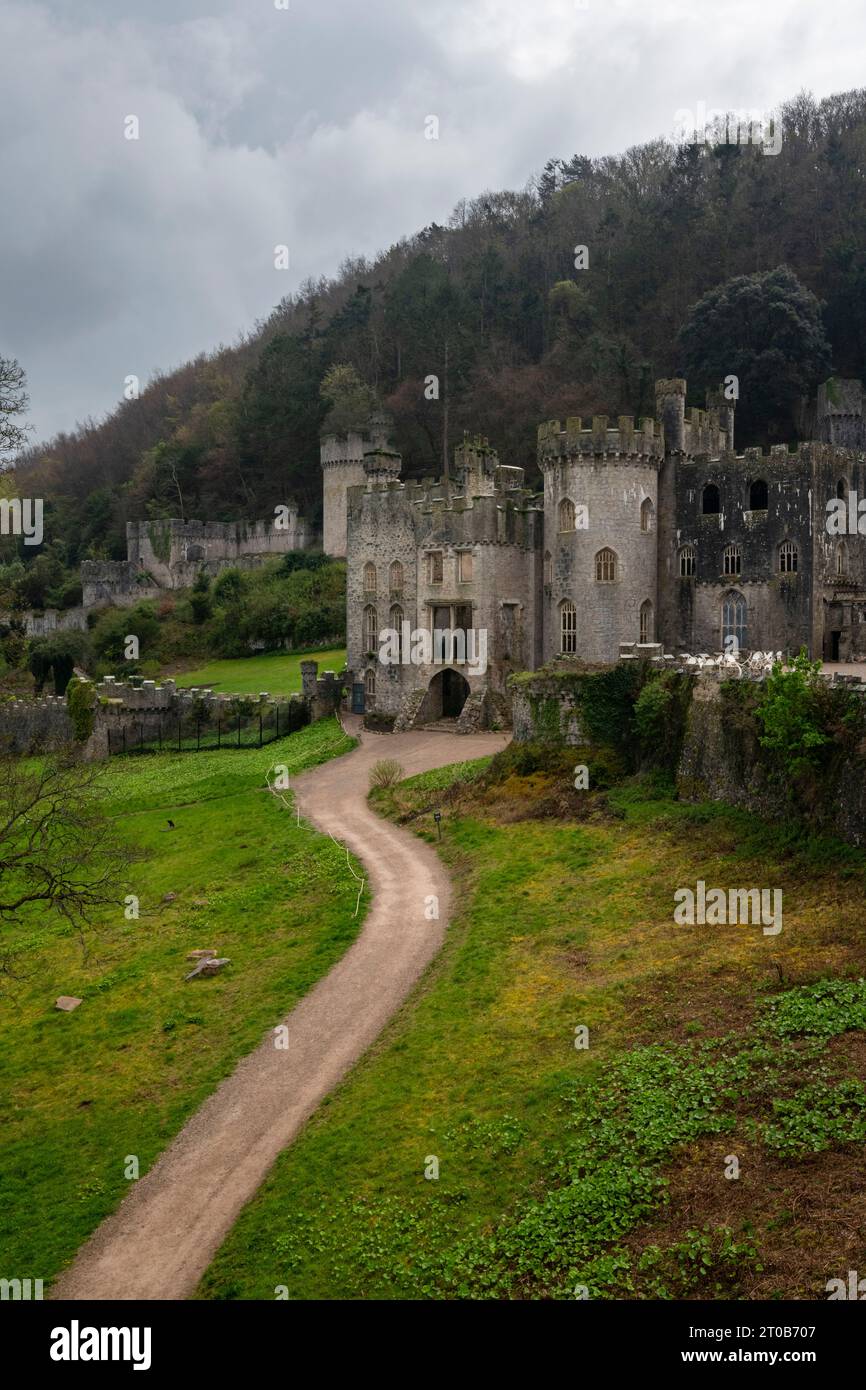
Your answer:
(212, 568), (244, 603)
(755, 649), (829, 779)
(370, 759), (404, 789)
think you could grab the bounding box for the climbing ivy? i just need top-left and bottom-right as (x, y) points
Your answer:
(66, 676), (96, 743)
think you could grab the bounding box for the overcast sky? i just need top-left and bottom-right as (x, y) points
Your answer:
(2, 0), (865, 445)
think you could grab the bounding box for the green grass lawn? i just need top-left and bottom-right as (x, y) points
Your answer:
(197, 758), (866, 1301)
(0, 718), (363, 1287)
(172, 648), (347, 697)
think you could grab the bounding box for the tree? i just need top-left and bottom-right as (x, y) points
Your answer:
(28, 630), (90, 695)
(0, 752), (132, 974)
(319, 363), (377, 435)
(678, 266), (832, 443)
(0, 356), (30, 457)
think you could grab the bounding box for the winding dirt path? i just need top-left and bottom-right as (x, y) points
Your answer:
(52, 720), (508, 1301)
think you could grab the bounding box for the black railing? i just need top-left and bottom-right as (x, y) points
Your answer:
(107, 702), (310, 756)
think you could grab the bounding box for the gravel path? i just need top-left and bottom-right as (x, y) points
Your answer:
(51, 720), (508, 1301)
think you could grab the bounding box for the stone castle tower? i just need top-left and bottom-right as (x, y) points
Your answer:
(538, 413), (665, 663)
(320, 412), (396, 556)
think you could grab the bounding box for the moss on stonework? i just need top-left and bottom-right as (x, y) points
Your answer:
(147, 521), (172, 566)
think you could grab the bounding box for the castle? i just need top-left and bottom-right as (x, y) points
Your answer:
(328, 379), (866, 728)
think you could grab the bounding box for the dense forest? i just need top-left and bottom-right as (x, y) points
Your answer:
(6, 86), (866, 582)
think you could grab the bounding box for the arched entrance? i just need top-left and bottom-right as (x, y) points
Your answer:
(425, 668), (470, 721)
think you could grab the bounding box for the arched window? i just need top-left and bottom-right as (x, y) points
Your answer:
(364, 668), (376, 704)
(779, 540), (798, 574)
(836, 539), (849, 576)
(837, 477), (848, 500)
(544, 550), (553, 586)
(721, 592), (747, 653)
(723, 543), (741, 576)
(640, 498), (655, 533)
(560, 600), (577, 655)
(363, 604), (378, 652)
(679, 545), (696, 578)
(559, 498), (576, 533)
(749, 479), (768, 510)
(702, 483), (721, 515)
(388, 560), (403, 592)
(363, 561), (377, 593)
(595, 547), (617, 582)
(389, 604), (404, 662)
(639, 600), (654, 644)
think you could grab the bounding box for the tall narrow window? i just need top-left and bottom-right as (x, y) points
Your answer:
(640, 498), (655, 532)
(721, 593), (747, 652)
(748, 479), (768, 510)
(363, 604), (378, 652)
(837, 540), (849, 576)
(544, 550), (553, 585)
(457, 551), (473, 583)
(428, 551), (443, 584)
(559, 498), (576, 533)
(639, 600), (653, 644)
(779, 541), (798, 574)
(723, 544), (741, 576)
(679, 545), (696, 577)
(363, 561), (376, 593)
(364, 668), (376, 703)
(837, 478), (848, 500)
(702, 483), (720, 515)
(390, 604), (404, 662)
(595, 547), (617, 582)
(389, 560), (403, 592)
(560, 600), (577, 655)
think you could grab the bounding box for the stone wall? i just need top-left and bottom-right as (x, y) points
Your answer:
(676, 667), (866, 846)
(80, 514), (315, 609)
(510, 650), (866, 848)
(0, 660), (346, 760)
(0, 606), (89, 637)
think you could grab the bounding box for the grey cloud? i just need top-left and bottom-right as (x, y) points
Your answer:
(2, 0), (865, 441)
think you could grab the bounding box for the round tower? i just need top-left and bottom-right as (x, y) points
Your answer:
(320, 431), (367, 557)
(538, 414), (664, 664)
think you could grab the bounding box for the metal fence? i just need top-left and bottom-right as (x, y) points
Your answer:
(107, 701), (309, 756)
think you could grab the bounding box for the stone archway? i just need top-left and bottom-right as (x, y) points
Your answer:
(422, 668), (470, 722)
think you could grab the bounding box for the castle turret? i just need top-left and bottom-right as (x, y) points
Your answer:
(363, 443), (402, 486)
(538, 414), (663, 664)
(321, 412), (400, 555)
(705, 384), (736, 452)
(654, 378), (686, 453)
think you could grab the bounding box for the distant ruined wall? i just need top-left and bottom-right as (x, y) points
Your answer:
(0, 607), (89, 637)
(79, 513), (315, 609)
(128, 516), (311, 589)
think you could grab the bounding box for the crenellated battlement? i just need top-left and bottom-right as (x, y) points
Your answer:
(537, 415), (664, 463)
(679, 441), (865, 468)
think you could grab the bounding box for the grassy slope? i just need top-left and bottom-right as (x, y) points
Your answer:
(197, 761), (866, 1301)
(172, 648), (347, 696)
(0, 719), (362, 1285)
